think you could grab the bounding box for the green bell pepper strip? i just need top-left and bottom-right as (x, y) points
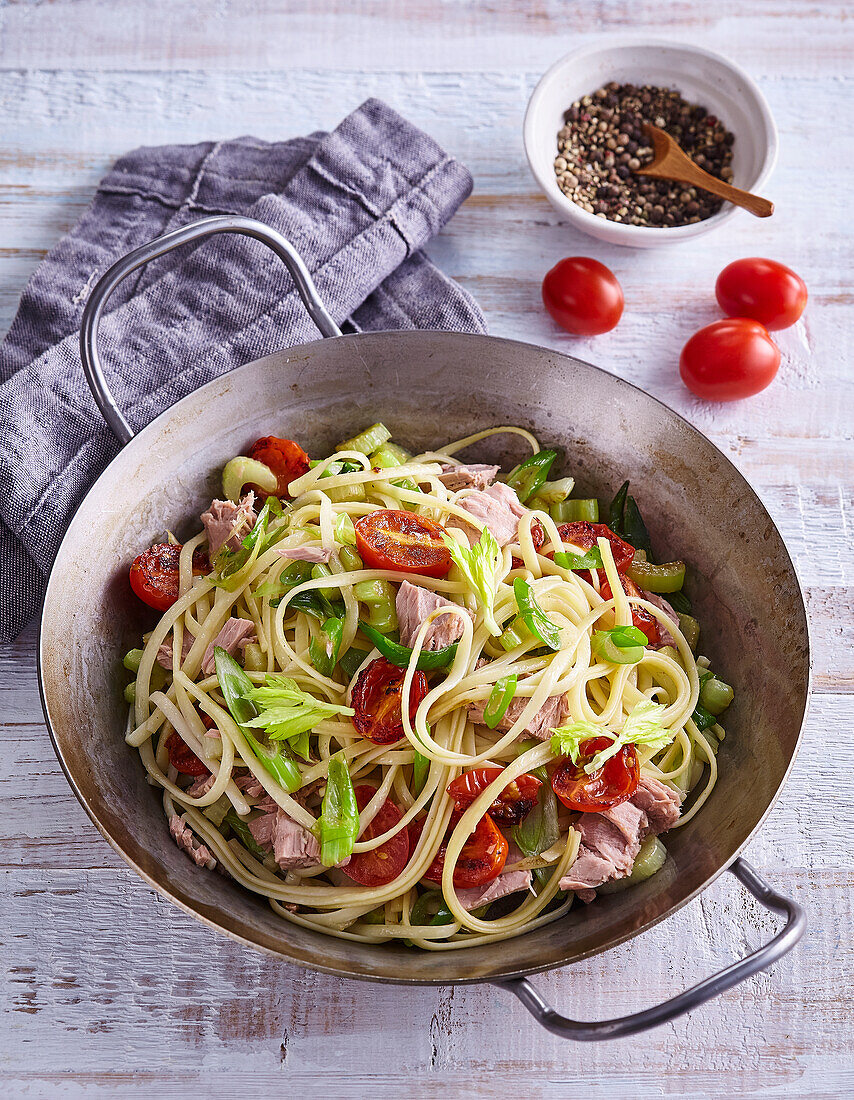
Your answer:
(358, 620), (459, 671)
(317, 753), (360, 866)
(691, 703), (717, 732)
(506, 450), (558, 504)
(338, 647), (370, 680)
(482, 674), (518, 729)
(627, 558), (686, 593)
(411, 750), (430, 797)
(513, 770), (559, 859)
(309, 616), (345, 678)
(214, 647), (302, 792)
(512, 577), (562, 651)
(553, 547), (604, 572)
(668, 589), (692, 616)
(608, 480), (654, 560)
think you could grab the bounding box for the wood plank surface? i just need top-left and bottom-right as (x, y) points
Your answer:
(0, 1), (851, 1096)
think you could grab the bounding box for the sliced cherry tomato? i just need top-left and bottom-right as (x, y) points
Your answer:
(542, 257), (624, 336)
(447, 767), (542, 828)
(551, 522), (635, 572)
(351, 657), (429, 745)
(552, 736), (639, 812)
(165, 732), (209, 776)
(511, 520), (545, 570)
(422, 812), (509, 888)
(715, 258), (807, 331)
(129, 544), (209, 611)
(354, 509), (452, 578)
(680, 318), (781, 402)
(599, 573), (660, 646)
(344, 785), (410, 887)
(246, 436), (310, 498)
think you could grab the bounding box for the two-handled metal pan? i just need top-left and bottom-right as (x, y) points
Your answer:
(40, 216), (808, 1039)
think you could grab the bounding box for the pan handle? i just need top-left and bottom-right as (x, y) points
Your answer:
(79, 214), (342, 446)
(495, 858), (805, 1041)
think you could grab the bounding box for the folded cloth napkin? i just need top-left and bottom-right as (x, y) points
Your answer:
(0, 98), (485, 643)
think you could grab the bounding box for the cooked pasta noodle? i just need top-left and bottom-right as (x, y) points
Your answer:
(123, 425), (730, 948)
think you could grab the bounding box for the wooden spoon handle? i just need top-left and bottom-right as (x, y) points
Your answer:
(688, 171), (774, 218)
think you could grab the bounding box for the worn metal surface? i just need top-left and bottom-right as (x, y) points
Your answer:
(41, 330), (809, 983)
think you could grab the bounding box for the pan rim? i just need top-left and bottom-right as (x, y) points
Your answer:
(38, 328), (811, 984)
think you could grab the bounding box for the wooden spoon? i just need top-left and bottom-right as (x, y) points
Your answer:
(635, 123), (774, 218)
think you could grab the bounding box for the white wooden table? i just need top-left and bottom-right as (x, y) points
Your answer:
(1, 3), (851, 1096)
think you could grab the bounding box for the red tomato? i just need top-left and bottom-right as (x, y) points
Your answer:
(447, 767), (542, 828)
(165, 733), (209, 776)
(599, 573), (660, 647)
(716, 258), (807, 331)
(129, 544), (209, 611)
(247, 436), (310, 498)
(351, 658), (429, 745)
(552, 522), (635, 573)
(354, 509), (452, 578)
(344, 785), (410, 887)
(680, 319), (781, 401)
(552, 736), (639, 812)
(422, 812), (509, 888)
(542, 257), (624, 336)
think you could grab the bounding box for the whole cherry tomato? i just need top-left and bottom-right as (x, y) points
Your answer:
(716, 258), (807, 331)
(344, 785), (410, 887)
(552, 736), (639, 812)
(129, 544), (209, 611)
(354, 509), (452, 578)
(165, 732), (209, 776)
(680, 318), (781, 401)
(542, 257), (624, 336)
(247, 436), (310, 498)
(351, 657), (429, 745)
(422, 812), (509, 888)
(446, 767), (542, 828)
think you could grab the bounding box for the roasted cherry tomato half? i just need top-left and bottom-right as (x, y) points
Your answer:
(552, 521), (636, 573)
(552, 736), (639, 812)
(447, 767), (542, 828)
(599, 573), (660, 647)
(680, 318), (781, 402)
(129, 544), (209, 611)
(344, 785), (410, 887)
(542, 257), (624, 336)
(715, 258), (807, 331)
(165, 732), (209, 777)
(246, 436), (310, 498)
(511, 520), (545, 570)
(422, 812), (509, 889)
(351, 657), (429, 745)
(354, 509), (452, 578)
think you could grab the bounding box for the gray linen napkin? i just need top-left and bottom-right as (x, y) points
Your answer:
(0, 98), (485, 643)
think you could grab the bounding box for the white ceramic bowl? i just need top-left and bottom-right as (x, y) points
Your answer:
(524, 38), (778, 248)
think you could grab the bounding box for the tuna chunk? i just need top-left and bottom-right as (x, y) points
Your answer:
(453, 482), (529, 547)
(249, 809), (321, 870)
(185, 773), (215, 799)
(234, 773), (266, 799)
(559, 776), (681, 901)
(468, 686), (569, 741)
(201, 617), (257, 676)
(200, 492), (257, 558)
(169, 814), (216, 870)
(438, 463), (500, 491)
(632, 775), (682, 833)
(456, 867), (532, 911)
(641, 590), (680, 649)
(396, 580), (471, 651)
(156, 630), (195, 670)
(276, 544), (331, 564)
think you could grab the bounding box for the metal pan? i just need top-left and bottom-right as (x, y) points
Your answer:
(39, 215), (808, 1040)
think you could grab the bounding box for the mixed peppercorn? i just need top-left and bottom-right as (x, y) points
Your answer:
(554, 82), (735, 227)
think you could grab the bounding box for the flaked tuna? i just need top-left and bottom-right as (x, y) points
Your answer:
(200, 492), (257, 558)
(200, 617), (257, 676)
(249, 808), (321, 870)
(467, 686), (569, 741)
(169, 814), (216, 870)
(276, 544), (331, 564)
(438, 463), (500, 492)
(453, 482), (529, 547)
(396, 580), (471, 651)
